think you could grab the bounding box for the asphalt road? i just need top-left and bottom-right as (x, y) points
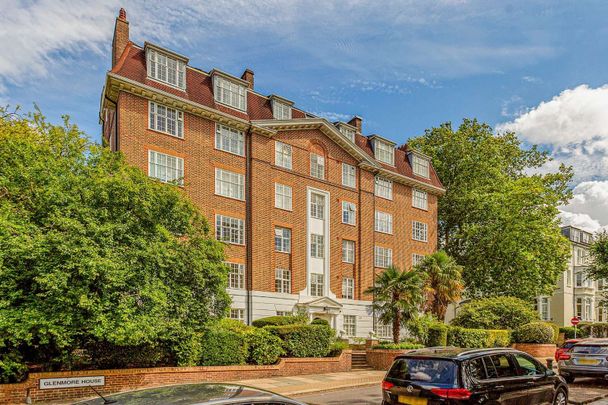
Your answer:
(296, 385), (382, 405)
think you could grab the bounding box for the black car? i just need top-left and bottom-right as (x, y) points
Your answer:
(382, 347), (568, 405)
(73, 383), (307, 405)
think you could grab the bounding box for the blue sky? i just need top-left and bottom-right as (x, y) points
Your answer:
(2, 0), (608, 230)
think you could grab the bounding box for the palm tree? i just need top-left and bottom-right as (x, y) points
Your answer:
(416, 250), (464, 321)
(365, 266), (423, 343)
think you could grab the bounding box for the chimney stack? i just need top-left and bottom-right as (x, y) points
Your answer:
(348, 116), (362, 133)
(112, 8), (129, 67)
(241, 69), (254, 89)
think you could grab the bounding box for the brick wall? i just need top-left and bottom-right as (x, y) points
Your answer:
(366, 349), (415, 370)
(0, 351), (351, 404)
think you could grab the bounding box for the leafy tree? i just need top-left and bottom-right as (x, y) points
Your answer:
(587, 231), (608, 283)
(0, 107), (230, 373)
(416, 251), (463, 320)
(409, 119), (572, 300)
(365, 266), (423, 343)
(450, 297), (539, 330)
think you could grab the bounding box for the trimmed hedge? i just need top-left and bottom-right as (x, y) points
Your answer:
(252, 314), (307, 328)
(311, 318), (330, 326)
(451, 297), (538, 330)
(559, 326), (590, 339)
(0, 352), (28, 384)
(245, 328), (284, 365)
(447, 327), (489, 348)
(200, 328), (248, 366)
(487, 330), (511, 347)
(427, 324), (448, 347)
(512, 322), (555, 344)
(373, 342), (424, 350)
(266, 324), (334, 357)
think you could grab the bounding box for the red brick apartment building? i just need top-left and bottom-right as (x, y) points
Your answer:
(100, 9), (444, 339)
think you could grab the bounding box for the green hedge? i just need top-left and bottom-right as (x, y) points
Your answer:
(512, 322), (555, 344)
(451, 297), (538, 330)
(487, 330), (511, 347)
(373, 342), (424, 350)
(426, 324), (448, 347)
(200, 328), (248, 366)
(252, 314), (307, 328)
(245, 328), (284, 365)
(266, 324), (334, 357)
(0, 352), (28, 384)
(328, 341), (349, 356)
(447, 327), (490, 348)
(559, 326), (590, 339)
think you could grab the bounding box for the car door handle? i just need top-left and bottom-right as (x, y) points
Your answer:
(494, 385), (505, 389)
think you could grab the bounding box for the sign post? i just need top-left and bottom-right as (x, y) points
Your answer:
(571, 316), (580, 338)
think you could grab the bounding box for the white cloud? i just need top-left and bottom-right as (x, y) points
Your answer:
(558, 210), (603, 233)
(560, 181), (608, 228)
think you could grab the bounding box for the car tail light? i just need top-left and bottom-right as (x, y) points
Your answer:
(381, 380), (394, 391)
(558, 353), (571, 360)
(431, 388), (472, 399)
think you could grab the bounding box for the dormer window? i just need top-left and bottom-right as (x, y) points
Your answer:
(146, 44), (187, 89)
(212, 71), (247, 111)
(270, 95), (293, 120)
(370, 136), (395, 166)
(337, 124), (356, 143)
(411, 153), (430, 178)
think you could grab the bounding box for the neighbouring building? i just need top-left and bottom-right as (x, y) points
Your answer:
(99, 9), (444, 339)
(536, 225), (605, 326)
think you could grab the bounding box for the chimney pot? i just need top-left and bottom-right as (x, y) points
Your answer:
(119, 8), (127, 20)
(241, 69), (254, 89)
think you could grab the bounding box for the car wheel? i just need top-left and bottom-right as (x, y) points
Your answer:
(554, 388), (567, 405)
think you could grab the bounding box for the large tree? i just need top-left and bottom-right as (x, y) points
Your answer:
(365, 266), (423, 343)
(409, 119), (572, 300)
(0, 108), (230, 372)
(416, 251), (463, 320)
(587, 231), (608, 287)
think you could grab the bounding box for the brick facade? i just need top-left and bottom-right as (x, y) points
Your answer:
(100, 9), (444, 337)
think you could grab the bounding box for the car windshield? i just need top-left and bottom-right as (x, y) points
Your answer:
(563, 342), (577, 349)
(387, 358), (457, 387)
(572, 345), (608, 354)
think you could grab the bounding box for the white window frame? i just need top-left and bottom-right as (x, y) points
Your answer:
(215, 214), (245, 245)
(213, 75), (247, 111)
(275, 183), (293, 211)
(215, 168), (244, 200)
(412, 189), (428, 210)
(148, 150), (184, 186)
(375, 211), (393, 234)
(310, 193), (325, 220)
(215, 124), (244, 156)
(339, 126), (356, 142)
(412, 221), (428, 242)
(376, 323), (393, 339)
(227, 262), (245, 289)
(412, 254), (425, 267)
(147, 48), (186, 89)
(275, 141), (292, 169)
(274, 227), (291, 253)
(343, 315), (357, 336)
(311, 234), (324, 259)
(375, 176), (393, 200)
(275, 268), (291, 293)
(342, 201), (356, 225)
(310, 273), (324, 297)
(229, 308), (245, 322)
(149, 101), (184, 138)
(310, 153), (325, 180)
(272, 100), (292, 119)
(375, 246), (393, 268)
(342, 240), (355, 263)
(375, 141), (394, 165)
(412, 155), (430, 178)
(342, 278), (354, 300)
(342, 163), (356, 188)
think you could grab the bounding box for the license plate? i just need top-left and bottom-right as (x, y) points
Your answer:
(578, 358), (600, 365)
(398, 396), (428, 405)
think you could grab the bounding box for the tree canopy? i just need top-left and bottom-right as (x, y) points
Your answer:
(409, 119), (572, 300)
(587, 231), (608, 288)
(416, 250), (463, 320)
(0, 108), (230, 373)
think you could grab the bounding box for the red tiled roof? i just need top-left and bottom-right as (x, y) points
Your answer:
(111, 44), (443, 190)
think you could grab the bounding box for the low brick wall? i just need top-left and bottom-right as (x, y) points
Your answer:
(366, 349), (413, 370)
(512, 343), (556, 358)
(0, 350), (351, 404)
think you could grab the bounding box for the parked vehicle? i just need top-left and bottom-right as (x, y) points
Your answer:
(558, 339), (608, 383)
(555, 339), (581, 362)
(73, 383), (307, 404)
(382, 347), (568, 405)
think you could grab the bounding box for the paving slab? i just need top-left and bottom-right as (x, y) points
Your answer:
(569, 378), (608, 404)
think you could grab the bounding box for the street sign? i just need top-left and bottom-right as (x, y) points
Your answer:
(571, 317), (580, 326)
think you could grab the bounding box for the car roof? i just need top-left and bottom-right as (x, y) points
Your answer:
(573, 338), (608, 346)
(72, 383), (305, 405)
(396, 346), (519, 361)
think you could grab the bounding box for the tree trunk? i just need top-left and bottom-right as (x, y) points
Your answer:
(392, 311), (401, 344)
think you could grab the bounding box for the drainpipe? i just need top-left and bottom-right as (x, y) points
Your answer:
(245, 126), (253, 325)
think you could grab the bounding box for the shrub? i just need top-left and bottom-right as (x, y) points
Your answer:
(216, 318), (252, 333)
(311, 318), (330, 326)
(544, 322), (560, 342)
(244, 328), (284, 365)
(266, 324), (334, 357)
(406, 314), (440, 344)
(426, 324), (448, 347)
(451, 297), (538, 330)
(373, 342), (424, 350)
(559, 326), (589, 340)
(512, 322), (555, 344)
(487, 330), (511, 347)
(588, 323), (608, 338)
(447, 327), (489, 348)
(252, 314), (308, 328)
(328, 340), (349, 356)
(84, 341), (171, 369)
(0, 352), (28, 383)
(200, 328), (248, 366)
(171, 332), (204, 366)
